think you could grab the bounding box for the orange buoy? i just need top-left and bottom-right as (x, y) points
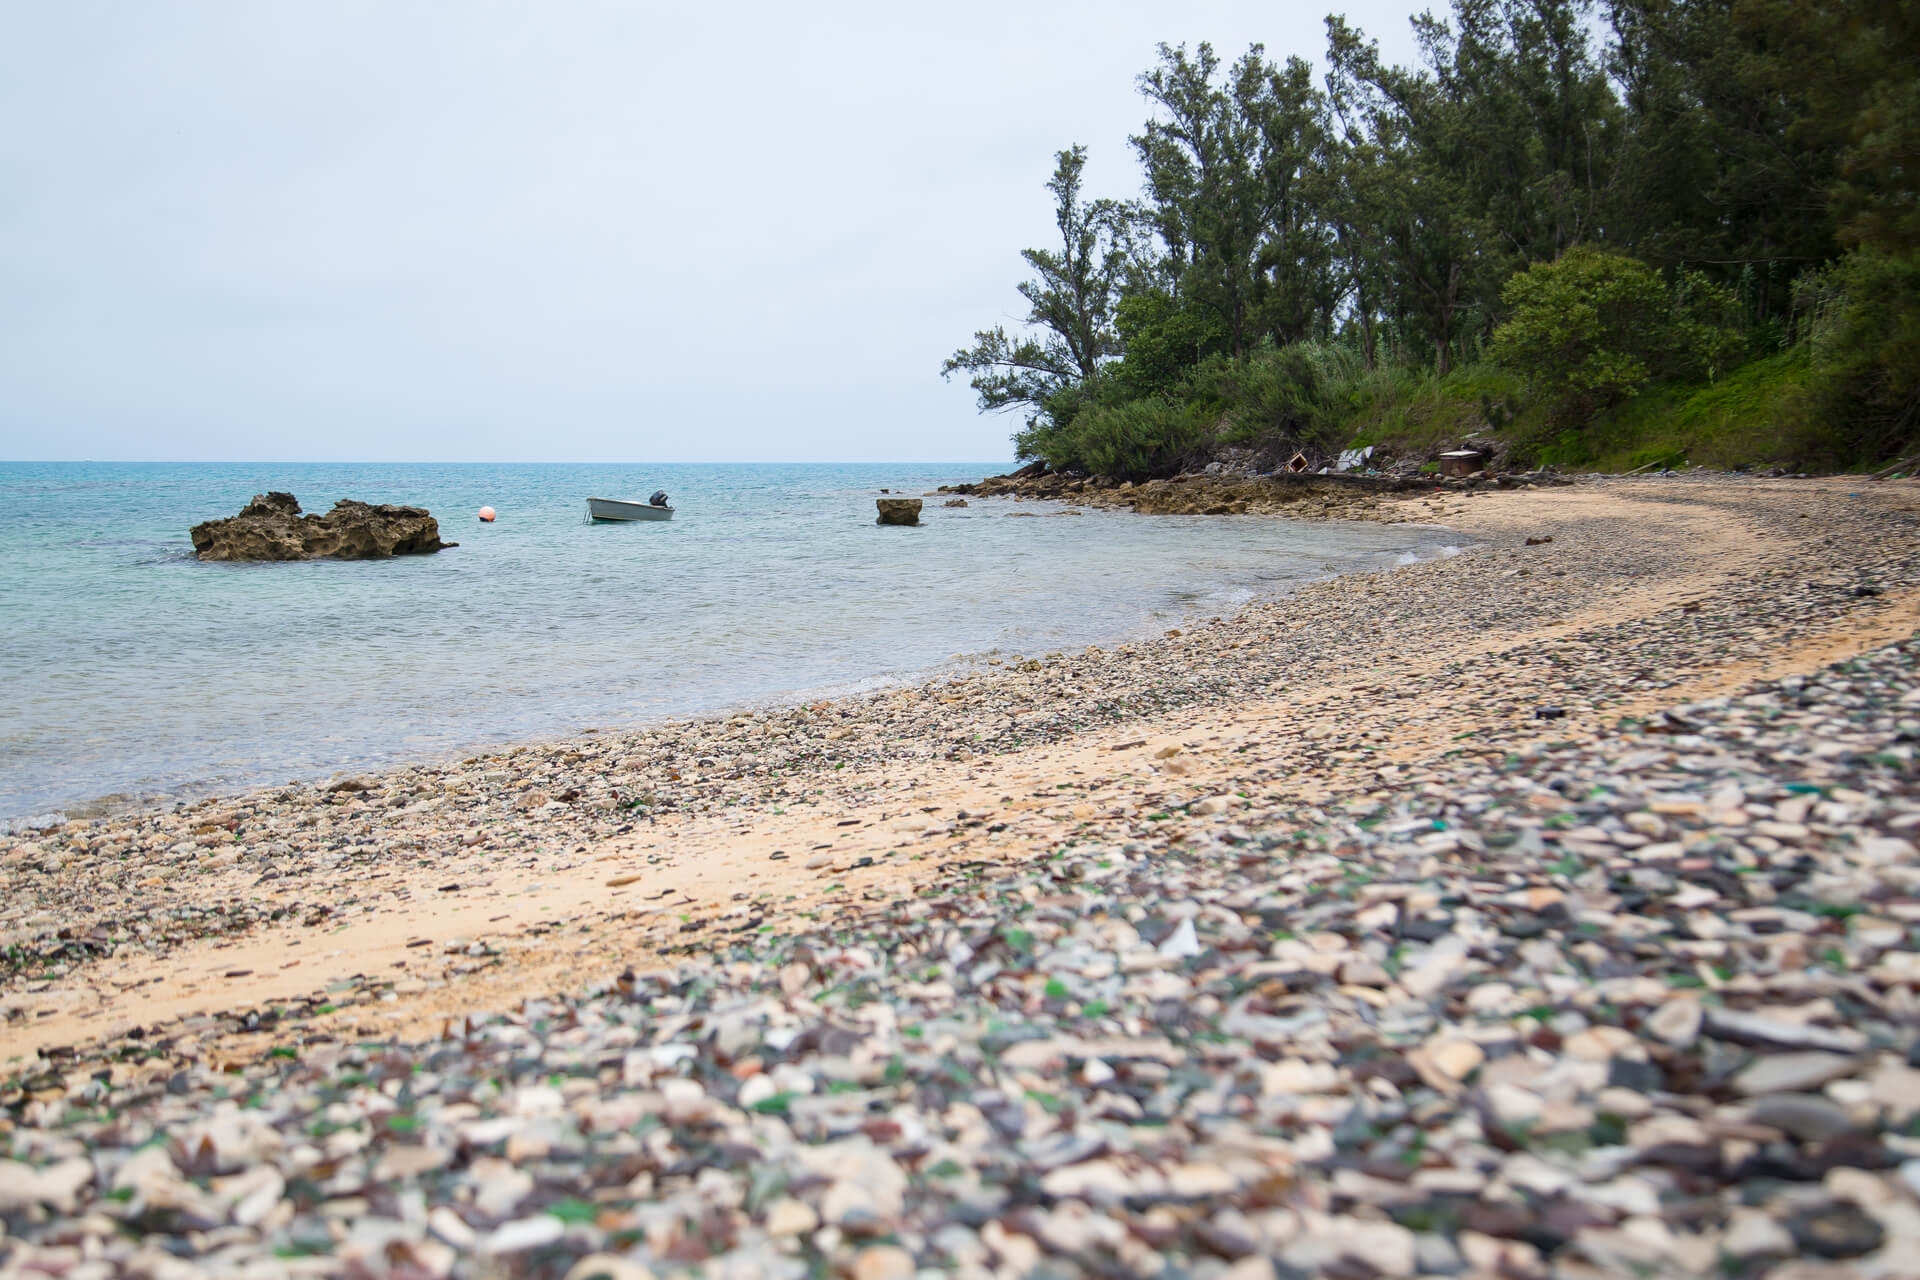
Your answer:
(477, 506), (496, 522)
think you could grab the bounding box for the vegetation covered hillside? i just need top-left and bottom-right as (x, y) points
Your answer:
(943, 0), (1920, 478)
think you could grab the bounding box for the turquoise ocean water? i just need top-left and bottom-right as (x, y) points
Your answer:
(0, 462), (1458, 821)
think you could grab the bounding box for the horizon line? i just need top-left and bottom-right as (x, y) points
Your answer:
(0, 458), (1015, 467)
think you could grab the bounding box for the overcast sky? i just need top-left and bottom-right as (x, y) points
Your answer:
(0, 2), (1425, 464)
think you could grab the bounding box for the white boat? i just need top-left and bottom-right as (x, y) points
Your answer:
(587, 496), (674, 522)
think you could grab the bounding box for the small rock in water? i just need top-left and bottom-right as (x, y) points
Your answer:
(875, 498), (922, 526)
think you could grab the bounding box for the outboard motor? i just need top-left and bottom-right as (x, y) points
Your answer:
(649, 490), (669, 507)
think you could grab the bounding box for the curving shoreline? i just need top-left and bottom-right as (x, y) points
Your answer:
(5, 475), (1912, 1049)
(5, 473), (1920, 1278)
(3, 485), (1453, 829)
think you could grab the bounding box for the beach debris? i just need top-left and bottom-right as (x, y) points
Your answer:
(189, 492), (452, 561)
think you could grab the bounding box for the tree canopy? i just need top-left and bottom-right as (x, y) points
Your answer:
(946, 0), (1920, 475)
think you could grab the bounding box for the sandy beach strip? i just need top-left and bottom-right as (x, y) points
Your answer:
(3, 474), (1920, 1277)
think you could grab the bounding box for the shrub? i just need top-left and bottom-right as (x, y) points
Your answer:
(1669, 269), (1749, 381)
(1045, 396), (1206, 480)
(1110, 290), (1230, 400)
(1015, 342), (1340, 478)
(1185, 346), (1340, 452)
(1793, 251), (1920, 465)
(1490, 247), (1675, 415)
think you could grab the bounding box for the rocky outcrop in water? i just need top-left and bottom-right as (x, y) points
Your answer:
(874, 498), (922, 526)
(189, 492), (453, 561)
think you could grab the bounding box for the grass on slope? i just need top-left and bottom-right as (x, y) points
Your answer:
(1332, 349), (1815, 473)
(1536, 349), (1814, 472)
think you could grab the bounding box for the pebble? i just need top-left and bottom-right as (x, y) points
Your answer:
(1901, 1160), (1920, 1200)
(483, 1215), (566, 1255)
(1789, 1203), (1887, 1259)
(1749, 1093), (1861, 1142)
(1424, 1038), (1485, 1082)
(763, 1197), (819, 1237)
(1735, 1052), (1865, 1096)
(1724, 1207), (1796, 1259)
(1644, 998), (1703, 1048)
(563, 1257), (656, 1280)
(1156, 917), (1201, 958)
(851, 1244), (915, 1280)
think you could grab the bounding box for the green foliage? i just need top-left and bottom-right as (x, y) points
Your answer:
(1018, 342), (1345, 477)
(1133, 44), (1335, 360)
(1490, 247), (1742, 422)
(1340, 361), (1530, 457)
(949, 0), (1920, 475)
(1111, 290), (1228, 399)
(1530, 349), (1813, 471)
(1794, 253), (1920, 465)
(942, 146), (1126, 416)
(1016, 393), (1204, 481)
(1669, 268), (1749, 381)
(1184, 346), (1339, 453)
(1492, 249), (1672, 411)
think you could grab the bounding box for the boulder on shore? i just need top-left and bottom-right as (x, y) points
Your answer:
(190, 492), (454, 561)
(875, 498), (922, 526)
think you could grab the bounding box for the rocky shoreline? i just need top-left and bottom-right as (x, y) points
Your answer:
(943, 463), (1576, 521)
(5, 473), (1920, 1278)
